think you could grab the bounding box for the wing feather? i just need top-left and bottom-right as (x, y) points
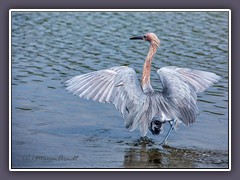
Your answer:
(157, 66), (220, 126)
(65, 65), (220, 135)
(64, 66), (147, 132)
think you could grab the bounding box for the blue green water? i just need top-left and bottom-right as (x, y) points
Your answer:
(11, 11), (229, 168)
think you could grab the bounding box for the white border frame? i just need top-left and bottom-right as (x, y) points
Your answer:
(9, 9), (231, 171)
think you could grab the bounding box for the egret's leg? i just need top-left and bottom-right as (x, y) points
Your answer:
(160, 119), (176, 145)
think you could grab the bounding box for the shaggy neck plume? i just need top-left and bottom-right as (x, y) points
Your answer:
(141, 43), (158, 93)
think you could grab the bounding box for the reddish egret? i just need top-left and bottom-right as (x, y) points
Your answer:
(65, 33), (220, 145)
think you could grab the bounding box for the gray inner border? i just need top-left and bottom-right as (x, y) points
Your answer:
(1, 0), (239, 179)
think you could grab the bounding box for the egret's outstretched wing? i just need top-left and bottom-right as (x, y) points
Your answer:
(157, 66), (221, 126)
(64, 66), (147, 131)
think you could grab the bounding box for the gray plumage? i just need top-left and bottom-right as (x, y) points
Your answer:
(64, 32), (220, 139)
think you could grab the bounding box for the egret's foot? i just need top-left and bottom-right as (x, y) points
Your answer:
(160, 139), (167, 146)
(140, 136), (150, 142)
(140, 136), (154, 144)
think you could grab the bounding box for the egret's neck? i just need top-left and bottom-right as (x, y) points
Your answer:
(141, 44), (158, 93)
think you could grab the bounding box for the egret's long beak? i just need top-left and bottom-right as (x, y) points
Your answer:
(129, 36), (143, 40)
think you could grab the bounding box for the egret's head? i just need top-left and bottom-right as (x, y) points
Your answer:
(130, 32), (160, 47)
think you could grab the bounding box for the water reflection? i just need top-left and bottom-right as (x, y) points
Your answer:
(123, 140), (228, 168)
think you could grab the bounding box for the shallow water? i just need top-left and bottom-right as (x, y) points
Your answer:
(11, 11), (229, 169)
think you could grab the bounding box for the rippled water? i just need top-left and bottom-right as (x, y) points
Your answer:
(11, 11), (229, 169)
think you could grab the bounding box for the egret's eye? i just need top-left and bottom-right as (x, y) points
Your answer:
(143, 35), (147, 38)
